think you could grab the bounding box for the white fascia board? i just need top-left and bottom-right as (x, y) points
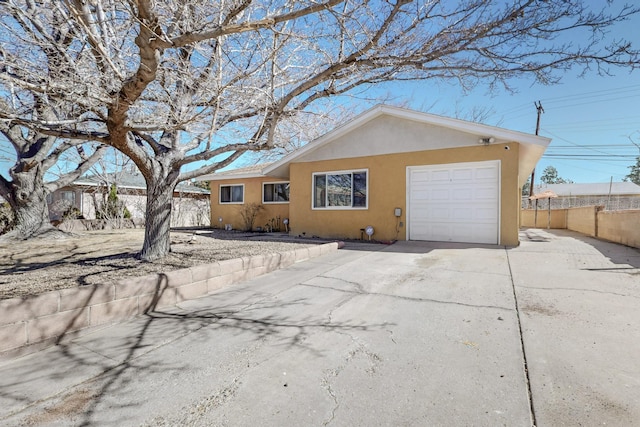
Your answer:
(196, 171), (267, 182)
(263, 104), (551, 178)
(72, 180), (146, 191)
(380, 105), (551, 147)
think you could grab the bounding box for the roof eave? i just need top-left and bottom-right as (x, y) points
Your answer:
(263, 104), (551, 179)
(197, 172), (268, 182)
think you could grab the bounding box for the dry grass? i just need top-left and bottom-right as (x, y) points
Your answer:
(0, 228), (318, 300)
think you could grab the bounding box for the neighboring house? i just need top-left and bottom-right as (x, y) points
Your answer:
(526, 182), (640, 210)
(199, 105), (550, 245)
(48, 172), (211, 227)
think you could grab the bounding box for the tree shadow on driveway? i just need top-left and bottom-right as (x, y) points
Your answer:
(0, 273), (388, 426)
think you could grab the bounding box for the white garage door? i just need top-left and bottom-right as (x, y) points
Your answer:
(407, 161), (499, 244)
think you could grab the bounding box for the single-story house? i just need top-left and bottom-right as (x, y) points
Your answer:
(200, 105), (550, 245)
(48, 172), (211, 227)
(526, 182), (640, 210)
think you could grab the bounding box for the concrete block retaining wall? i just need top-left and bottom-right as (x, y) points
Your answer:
(520, 208), (568, 229)
(521, 206), (640, 250)
(567, 206), (602, 237)
(597, 209), (640, 249)
(1, 242), (339, 359)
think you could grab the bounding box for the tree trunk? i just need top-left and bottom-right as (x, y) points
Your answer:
(139, 173), (178, 261)
(1, 166), (59, 240)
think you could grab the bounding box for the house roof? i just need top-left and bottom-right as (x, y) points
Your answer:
(533, 182), (640, 197)
(263, 104), (551, 183)
(196, 163), (273, 182)
(74, 172), (210, 194)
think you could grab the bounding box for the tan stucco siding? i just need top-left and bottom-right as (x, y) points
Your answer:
(289, 142), (522, 245)
(299, 114), (496, 162)
(209, 177), (290, 231)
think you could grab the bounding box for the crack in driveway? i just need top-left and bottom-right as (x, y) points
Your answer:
(320, 333), (383, 426)
(299, 281), (513, 312)
(515, 284), (640, 300)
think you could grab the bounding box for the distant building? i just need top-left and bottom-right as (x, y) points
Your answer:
(48, 172), (211, 227)
(524, 182), (640, 210)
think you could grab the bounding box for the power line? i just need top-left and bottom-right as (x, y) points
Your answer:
(498, 84), (640, 118)
(547, 144), (635, 149)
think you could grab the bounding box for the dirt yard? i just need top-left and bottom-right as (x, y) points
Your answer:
(0, 228), (318, 300)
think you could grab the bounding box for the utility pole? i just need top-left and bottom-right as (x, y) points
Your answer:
(629, 135), (640, 156)
(528, 101), (544, 206)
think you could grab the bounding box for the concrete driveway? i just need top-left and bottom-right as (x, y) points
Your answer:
(1, 229), (639, 426)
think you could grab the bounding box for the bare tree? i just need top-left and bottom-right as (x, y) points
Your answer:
(0, 2), (107, 239)
(1, 1), (639, 259)
(0, 119), (105, 239)
(247, 104), (358, 164)
(85, 147), (137, 225)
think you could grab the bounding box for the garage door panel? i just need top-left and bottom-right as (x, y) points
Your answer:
(427, 207), (451, 220)
(430, 170), (452, 182)
(411, 170), (430, 182)
(475, 187), (498, 200)
(475, 207), (498, 221)
(451, 208), (473, 220)
(412, 223), (452, 241)
(452, 188), (473, 200)
(451, 168), (474, 181)
(411, 189), (430, 201)
(475, 166), (499, 180)
(451, 224), (476, 241)
(408, 161), (499, 244)
(430, 188), (451, 200)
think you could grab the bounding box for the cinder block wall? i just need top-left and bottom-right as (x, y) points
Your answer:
(566, 206), (602, 237)
(520, 209), (567, 229)
(521, 206), (640, 250)
(597, 210), (640, 248)
(0, 243), (339, 359)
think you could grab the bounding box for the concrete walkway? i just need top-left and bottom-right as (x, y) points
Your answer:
(1, 229), (639, 426)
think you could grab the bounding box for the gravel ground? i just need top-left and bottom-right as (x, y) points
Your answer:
(0, 228), (321, 300)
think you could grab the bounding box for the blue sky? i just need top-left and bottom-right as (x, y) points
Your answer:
(387, 69), (640, 185)
(3, 70), (637, 185)
(2, 3), (639, 186)
(375, 5), (640, 185)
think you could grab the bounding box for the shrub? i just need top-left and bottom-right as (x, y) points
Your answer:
(96, 184), (131, 220)
(238, 203), (264, 231)
(62, 206), (84, 220)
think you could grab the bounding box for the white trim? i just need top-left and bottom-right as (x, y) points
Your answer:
(264, 104), (550, 177)
(199, 171), (266, 181)
(311, 168), (369, 210)
(406, 160), (501, 244)
(219, 183), (245, 204)
(262, 181), (290, 204)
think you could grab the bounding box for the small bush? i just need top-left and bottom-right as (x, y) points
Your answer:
(96, 184), (131, 220)
(238, 203), (264, 231)
(62, 206), (84, 220)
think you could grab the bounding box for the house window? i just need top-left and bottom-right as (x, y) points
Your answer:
(220, 184), (244, 204)
(61, 191), (76, 204)
(313, 170), (367, 209)
(263, 182), (290, 203)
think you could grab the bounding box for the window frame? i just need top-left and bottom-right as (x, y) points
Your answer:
(262, 181), (290, 204)
(219, 184), (245, 204)
(61, 190), (76, 203)
(312, 169), (369, 210)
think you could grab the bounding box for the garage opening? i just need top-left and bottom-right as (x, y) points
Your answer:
(407, 160), (500, 244)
